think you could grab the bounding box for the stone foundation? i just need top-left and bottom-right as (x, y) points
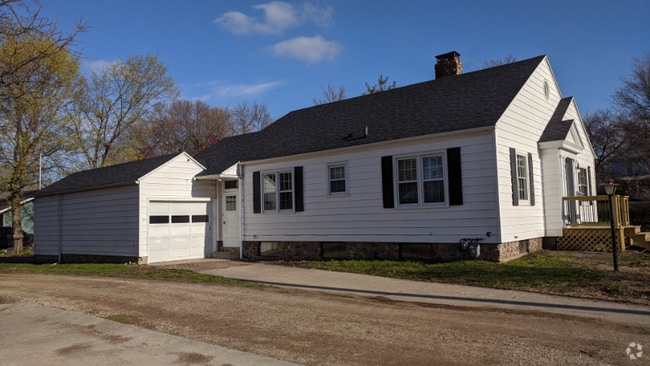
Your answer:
(243, 238), (544, 262)
(489, 238), (543, 262)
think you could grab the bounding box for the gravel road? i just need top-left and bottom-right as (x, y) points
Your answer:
(1, 273), (647, 365)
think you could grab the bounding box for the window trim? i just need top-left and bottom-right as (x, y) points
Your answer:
(393, 151), (448, 208)
(516, 153), (529, 202)
(261, 170), (295, 213)
(327, 162), (348, 196)
(577, 167), (588, 196)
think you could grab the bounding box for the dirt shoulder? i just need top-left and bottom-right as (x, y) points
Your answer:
(1, 273), (647, 365)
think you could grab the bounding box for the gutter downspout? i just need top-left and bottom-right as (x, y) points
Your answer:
(57, 195), (63, 264)
(237, 162), (244, 260)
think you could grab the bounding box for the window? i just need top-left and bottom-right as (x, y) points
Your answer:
(278, 172), (293, 210)
(192, 215), (209, 223)
(396, 153), (446, 206)
(263, 171), (293, 212)
(322, 242), (347, 258)
(328, 164), (347, 195)
(516, 154), (528, 201)
(400, 243), (433, 260)
(263, 173), (277, 211)
(149, 215), (169, 224)
(577, 168), (588, 196)
(260, 242), (280, 257)
(171, 215), (190, 223)
(253, 167), (303, 214)
(225, 195), (237, 211)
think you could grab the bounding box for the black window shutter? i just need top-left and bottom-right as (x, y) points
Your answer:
(587, 166), (592, 195)
(381, 156), (394, 208)
(294, 166), (304, 212)
(253, 171), (261, 214)
(447, 147), (463, 205)
(510, 148), (519, 206)
(528, 152), (535, 206)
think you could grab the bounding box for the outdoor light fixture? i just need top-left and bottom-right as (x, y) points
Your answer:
(603, 181), (618, 196)
(603, 182), (619, 272)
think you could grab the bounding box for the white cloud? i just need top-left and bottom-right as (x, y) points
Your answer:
(254, 2), (297, 31)
(214, 1), (333, 35)
(214, 1), (297, 35)
(215, 80), (284, 97)
(302, 2), (334, 28)
(272, 35), (342, 63)
(185, 80), (283, 102)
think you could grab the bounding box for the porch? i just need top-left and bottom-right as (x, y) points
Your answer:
(557, 195), (650, 252)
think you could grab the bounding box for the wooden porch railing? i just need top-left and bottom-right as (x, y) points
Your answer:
(562, 195), (630, 228)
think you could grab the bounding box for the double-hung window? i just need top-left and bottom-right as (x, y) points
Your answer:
(328, 164), (347, 195)
(577, 168), (588, 196)
(516, 154), (528, 201)
(396, 153), (446, 206)
(263, 171), (293, 212)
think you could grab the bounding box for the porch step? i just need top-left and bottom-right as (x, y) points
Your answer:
(632, 232), (650, 250)
(212, 251), (239, 260)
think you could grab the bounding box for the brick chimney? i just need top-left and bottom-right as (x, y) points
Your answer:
(435, 51), (462, 79)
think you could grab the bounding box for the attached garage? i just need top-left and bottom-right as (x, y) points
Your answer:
(147, 201), (211, 263)
(34, 152), (216, 264)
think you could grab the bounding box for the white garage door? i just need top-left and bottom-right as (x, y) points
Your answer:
(147, 201), (210, 263)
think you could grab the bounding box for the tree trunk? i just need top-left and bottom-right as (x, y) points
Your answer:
(10, 193), (24, 255)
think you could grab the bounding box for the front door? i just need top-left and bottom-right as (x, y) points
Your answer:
(222, 188), (239, 247)
(565, 158), (578, 224)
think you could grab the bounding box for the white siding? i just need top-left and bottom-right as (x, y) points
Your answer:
(138, 153), (215, 259)
(541, 100), (597, 236)
(242, 129), (501, 244)
(541, 148), (564, 235)
(495, 57), (559, 242)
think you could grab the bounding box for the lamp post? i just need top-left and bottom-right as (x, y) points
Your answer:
(603, 182), (619, 272)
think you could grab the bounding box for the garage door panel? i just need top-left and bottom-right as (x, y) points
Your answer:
(147, 201), (210, 263)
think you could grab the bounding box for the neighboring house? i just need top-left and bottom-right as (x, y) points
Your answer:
(0, 197), (35, 234)
(33, 52), (596, 264)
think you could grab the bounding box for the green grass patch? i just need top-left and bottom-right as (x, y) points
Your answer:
(0, 246), (33, 256)
(0, 262), (253, 286)
(306, 251), (604, 292)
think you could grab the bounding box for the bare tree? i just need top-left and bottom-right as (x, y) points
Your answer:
(229, 101), (273, 135)
(0, 0), (84, 253)
(69, 54), (179, 169)
(614, 52), (650, 125)
(363, 74), (396, 95)
(583, 110), (629, 182)
(312, 84), (346, 105)
(482, 55), (518, 68)
(133, 100), (230, 157)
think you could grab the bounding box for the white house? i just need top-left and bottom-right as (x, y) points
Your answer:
(33, 52), (597, 264)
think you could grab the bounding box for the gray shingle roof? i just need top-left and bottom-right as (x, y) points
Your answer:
(539, 97), (574, 142)
(36, 153), (181, 197)
(197, 55), (547, 175)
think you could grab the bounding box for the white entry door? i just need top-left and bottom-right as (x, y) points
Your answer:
(222, 189), (239, 247)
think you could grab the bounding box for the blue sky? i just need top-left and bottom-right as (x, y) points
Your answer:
(40, 0), (649, 120)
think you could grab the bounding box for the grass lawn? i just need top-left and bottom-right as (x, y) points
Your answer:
(302, 250), (650, 306)
(0, 261), (251, 286)
(1, 250), (648, 305)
